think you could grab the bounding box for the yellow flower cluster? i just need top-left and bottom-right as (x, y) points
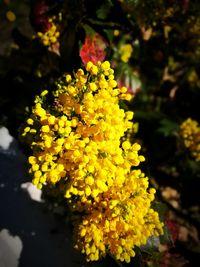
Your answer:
(119, 43), (133, 63)
(74, 181), (163, 263)
(180, 118), (200, 161)
(37, 17), (60, 46)
(21, 61), (163, 263)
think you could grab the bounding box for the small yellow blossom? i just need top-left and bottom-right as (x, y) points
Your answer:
(114, 29), (120, 36)
(36, 17), (60, 47)
(119, 43), (133, 63)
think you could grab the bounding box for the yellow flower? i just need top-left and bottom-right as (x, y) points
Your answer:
(180, 118), (200, 161)
(36, 17), (60, 47)
(119, 43), (133, 63)
(41, 125), (50, 133)
(20, 60), (163, 263)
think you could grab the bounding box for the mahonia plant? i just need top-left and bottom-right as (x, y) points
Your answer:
(20, 61), (163, 263)
(36, 15), (61, 46)
(180, 118), (200, 161)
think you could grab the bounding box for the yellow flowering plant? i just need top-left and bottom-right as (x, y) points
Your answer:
(20, 61), (163, 263)
(36, 16), (61, 47)
(180, 118), (200, 162)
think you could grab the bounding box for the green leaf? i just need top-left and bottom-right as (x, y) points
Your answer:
(96, 0), (113, 20)
(140, 235), (160, 254)
(159, 225), (174, 246)
(157, 118), (180, 137)
(151, 201), (168, 222)
(82, 24), (96, 37)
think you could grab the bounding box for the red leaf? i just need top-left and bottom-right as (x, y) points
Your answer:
(80, 33), (107, 65)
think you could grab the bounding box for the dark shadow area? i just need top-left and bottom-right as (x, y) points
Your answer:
(0, 138), (84, 267)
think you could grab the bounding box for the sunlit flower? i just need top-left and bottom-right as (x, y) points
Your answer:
(20, 61), (163, 263)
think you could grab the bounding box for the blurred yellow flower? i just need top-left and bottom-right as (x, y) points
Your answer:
(119, 43), (133, 63)
(6, 10), (16, 22)
(180, 118), (200, 161)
